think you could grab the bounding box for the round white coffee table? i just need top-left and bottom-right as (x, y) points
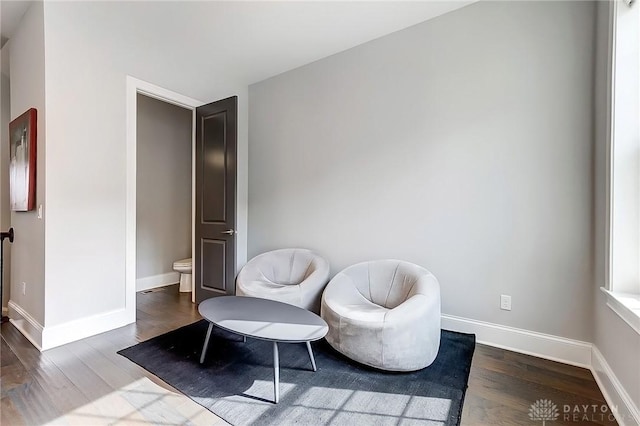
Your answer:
(198, 296), (328, 403)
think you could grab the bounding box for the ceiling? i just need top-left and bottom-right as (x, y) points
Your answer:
(1, 1), (34, 48)
(1, 1), (474, 88)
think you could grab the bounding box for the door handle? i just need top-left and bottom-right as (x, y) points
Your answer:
(221, 229), (236, 235)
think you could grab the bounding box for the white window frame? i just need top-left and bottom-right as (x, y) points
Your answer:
(601, 0), (640, 335)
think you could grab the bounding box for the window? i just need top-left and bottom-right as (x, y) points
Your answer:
(601, 0), (640, 334)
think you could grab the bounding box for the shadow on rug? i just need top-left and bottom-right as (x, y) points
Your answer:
(118, 320), (475, 426)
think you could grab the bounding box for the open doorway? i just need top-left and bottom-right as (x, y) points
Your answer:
(125, 78), (203, 322)
(135, 94), (193, 301)
(125, 77), (239, 325)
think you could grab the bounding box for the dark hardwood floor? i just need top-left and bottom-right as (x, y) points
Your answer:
(462, 346), (616, 425)
(1, 285), (616, 425)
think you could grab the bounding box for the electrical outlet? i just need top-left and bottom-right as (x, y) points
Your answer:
(22, 282), (26, 295)
(500, 294), (511, 311)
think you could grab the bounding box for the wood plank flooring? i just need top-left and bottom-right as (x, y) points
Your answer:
(1, 285), (617, 425)
(462, 345), (616, 425)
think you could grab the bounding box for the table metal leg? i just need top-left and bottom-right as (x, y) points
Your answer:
(200, 323), (214, 364)
(243, 336), (246, 343)
(306, 341), (317, 372)
(273, 341), (280, 403)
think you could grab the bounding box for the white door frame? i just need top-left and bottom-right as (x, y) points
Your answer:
(125, 76), (203, 323)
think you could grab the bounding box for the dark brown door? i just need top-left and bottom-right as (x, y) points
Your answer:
(195, 96), (237, 303)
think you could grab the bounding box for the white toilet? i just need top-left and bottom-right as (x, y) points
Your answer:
(173, 258), (192, 292)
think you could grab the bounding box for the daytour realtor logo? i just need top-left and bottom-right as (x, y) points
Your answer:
(529, 399), (559, 425)
(528, 399), (617, 424)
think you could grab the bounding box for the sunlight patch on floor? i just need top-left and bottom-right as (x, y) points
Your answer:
(44, 378), (226, 426)
(284, 386), (452, 425)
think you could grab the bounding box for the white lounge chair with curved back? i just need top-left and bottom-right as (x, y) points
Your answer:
(236, 248), (330, 314)
(321, 259), (441, 371)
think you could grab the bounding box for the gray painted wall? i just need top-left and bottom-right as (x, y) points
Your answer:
(136, 94), (192, 281)
(8, 2), (46, 325)
(1, 49), (11, 312)
(249, 1), (595, 341)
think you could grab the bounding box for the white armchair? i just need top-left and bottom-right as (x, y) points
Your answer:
(321, 260), (441, 371)
(236, 248), (330, 313)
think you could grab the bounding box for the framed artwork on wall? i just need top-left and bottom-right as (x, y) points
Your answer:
(9, 108), (37, 212)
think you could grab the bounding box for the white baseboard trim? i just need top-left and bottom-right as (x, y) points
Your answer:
(591, 346), (640, 426)
(8, 300), (43, 351)
(41, 308), (133, 350)
(136, 272), (180, 292)
(441, 314), (592, 368)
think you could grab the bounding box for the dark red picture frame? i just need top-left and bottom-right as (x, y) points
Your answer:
(9, 108), (37, 212)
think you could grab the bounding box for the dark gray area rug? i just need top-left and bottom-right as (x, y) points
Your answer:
(118, 320), (475, 426)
